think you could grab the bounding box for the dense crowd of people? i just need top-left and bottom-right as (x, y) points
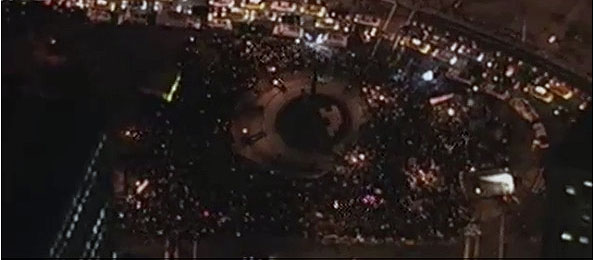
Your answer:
(114, 24), (519, 251)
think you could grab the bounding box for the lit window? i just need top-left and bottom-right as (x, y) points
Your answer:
(561, 231), (573, 241)
(565, 185), (576, 195)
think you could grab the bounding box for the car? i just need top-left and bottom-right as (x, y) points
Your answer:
(529, 84), (554, 103)
(241, 0), (265, 10)
(209, 0), (234, 8)
(315, 17), (340, 31)
(353, 14), (381, 27)
(531, 122), (549, 150)
(270, 1), (297, 13)
(229, 7), (251, 23)
(208, 18), (233, 30)
(301, 3), (326, 17)
(548, 81), (573, 100)
(484, 83), (510, 101)
(509, 98), (539, 123)
(323, 32), (348, 48)
(272, 24), (303, 38)
(400, 36), (432, 54)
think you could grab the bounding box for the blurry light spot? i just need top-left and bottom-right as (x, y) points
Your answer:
(561, 231), (573, 241)
(548, 35), (557, 44)
(565, 185), (576, 195)
(476, 53), (484, 62)
(449, 56), (457, 66)
(422, 70), (434, 81)
(447, 108), (455, 116)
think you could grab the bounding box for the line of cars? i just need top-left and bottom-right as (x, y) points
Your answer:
(79, 0), (385, 49)
(523, 76), (574, 104)
(398, 18), (590, 113)
(208, 0), (326, 28)
(396, 20), (556, 151)
(206, 0), (385, 48)
(80, 0), (205, 29)
(396, 17), (594, 151)
(507, 97), (549, 150)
